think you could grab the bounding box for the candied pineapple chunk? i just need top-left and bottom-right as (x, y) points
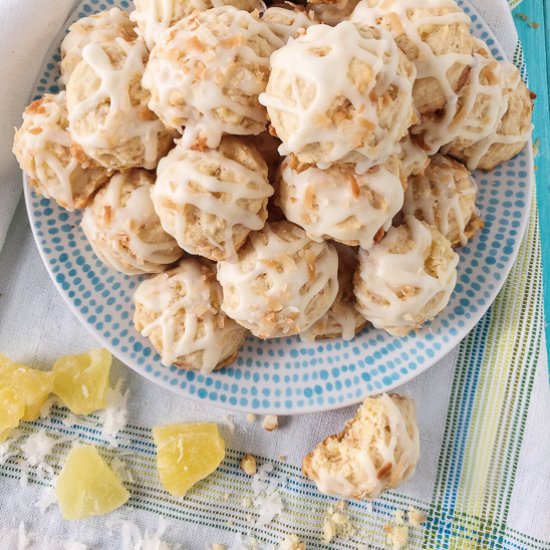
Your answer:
(0, 386), (25, 442)
(55, 445), (129, 520)
(0, 354), (53, 421)
(153, 423), (225, 497)
(53, 348), (111, 415)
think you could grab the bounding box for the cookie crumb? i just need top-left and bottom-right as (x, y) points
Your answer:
(246, 413), (257, 424)
(322, 505), (355, 544)
(262, 415), (279, 431)
(211, 545), (226, 550)
(279, 534), (305, 550)
(241, 453), (257, 476)
(408, 506), (426, 527)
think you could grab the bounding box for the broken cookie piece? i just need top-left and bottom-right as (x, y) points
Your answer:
(302, 393), (419, 500)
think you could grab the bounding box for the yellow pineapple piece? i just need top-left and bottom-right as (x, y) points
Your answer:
(0, 354), (54, 420)
(53, 349), (111, 415)
(0, 386), (25, 442)
(55, 445), (129, 520)
(153, 423), (225, 497)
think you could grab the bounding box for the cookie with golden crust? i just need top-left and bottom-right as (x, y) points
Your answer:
(354, 216), (458, 336)
(142, 6), (281, 147)
(217, 221), (339, 339)
(81, 169), (183, 275)
(66, 36), (174, 170)
(60, 8), (137, 85)
(152, 136), (273, 262)
(131, 0), (263, 50)
(302, 393), (420, 500)
(12, 92), (109, 211)
(351, 0), (474, 115)
(445, 58), (533, 170)
(133, 259), (247, 372)
(402, 154), (483, 247)
(276, 154), (404, 250)
(259, 22), (416, 170)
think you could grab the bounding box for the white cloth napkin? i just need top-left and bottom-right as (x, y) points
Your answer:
(0, 1), (549, 549)
(0, 0), (79, 250)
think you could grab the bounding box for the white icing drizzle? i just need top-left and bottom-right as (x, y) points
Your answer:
(81, 170), (183, 275)
(305, 394), (419, 499)
(142, 6), (281, 147)
(445, 59), (532, 170)
(133, 259), (244, 371)
(12, 92), (106, 211)
(277, 156), (404, 249)
(261, 5), (316, 44)
(351, 0), (473, 115)
(67, 37), (168, 170)
(307, 0), (360, 26)
(259, 22), (416, 170)
(60, 8), (136, 84)
(152, 137), (273, 260)
(131, 0), (262, 50)
(355, 216), (458, 335)
(217, 222), (339, 338)
(415, 40), (505, 154)
(402, 154), (478, 246)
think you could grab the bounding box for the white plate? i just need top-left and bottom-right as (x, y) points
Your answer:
(24, 0), (533, 414)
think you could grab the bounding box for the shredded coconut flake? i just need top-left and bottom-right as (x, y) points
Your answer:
(18, 522), (32, 550)
(111, 457), (134, 483)
(222, 414), (236, 434)
(62, 412), (79, 428)
(107, 516), (179, 550)
(250, 462), (284, 526)
(40, 397), (58, 419)
(97, 379), (130, 447)
(20, 430), (57, 467)
(35, 486), (57, 514)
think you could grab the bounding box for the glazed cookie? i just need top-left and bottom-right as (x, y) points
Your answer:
(351, 0), (474, 115)
(402, 154), (482, 247)
(414, 41), (504, 154)
(354, 216), (459, 336)
(142, 6), (281, 147)
(217, 221), (339, 339)
(276, 154), (404, 249)
(81, 169), (183, 275)
(445, 56), (533, 170)
(152, 136), (273, 261)
(12, 92), (109, 211)
(259, 22), (416, 170)
(303, 393), (420, 500)
(131, 0), (262, 50)
(66, 36), (174, 170)
(301, 244), (367, 342)
(133, 259), (247, 371)
(60, 8), (137, 85)
(262, 4), (317, 44)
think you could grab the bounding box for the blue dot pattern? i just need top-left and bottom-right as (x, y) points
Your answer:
(24, 0), (533, 413)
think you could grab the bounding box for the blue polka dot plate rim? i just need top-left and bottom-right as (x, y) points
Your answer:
(23, 0), (533, 414)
